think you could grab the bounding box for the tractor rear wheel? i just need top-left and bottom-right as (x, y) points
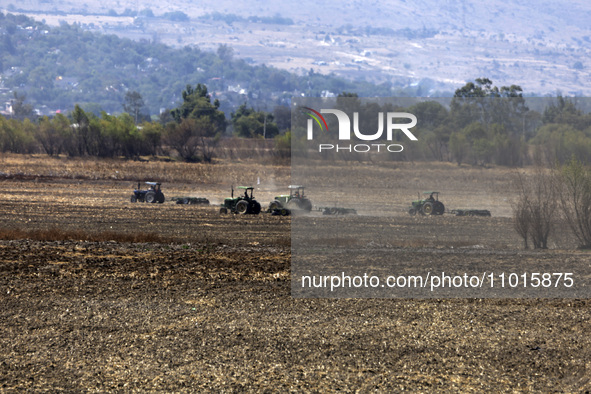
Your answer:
(145, 191), (156, 203)
(422, 202), (434, 215)
(252, 201), (261, 214)
(236, 200), (249, 214)
(433, 201), (445, 215)
(301, 199), (313, 211)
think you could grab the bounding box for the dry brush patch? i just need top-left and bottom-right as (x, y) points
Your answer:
(0, 154), (290, 185)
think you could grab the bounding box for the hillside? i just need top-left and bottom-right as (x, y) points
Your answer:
(6, 0), (591, 97)
(0, 13), (392, 117)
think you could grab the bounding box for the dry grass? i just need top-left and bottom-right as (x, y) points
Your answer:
(0, 153), (290, 185)
(0, 226), (172, 244)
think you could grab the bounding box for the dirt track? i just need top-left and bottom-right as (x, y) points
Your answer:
(1, 160), (591, 391)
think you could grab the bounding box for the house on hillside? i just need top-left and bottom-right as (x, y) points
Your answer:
(1, 101), (13, 116)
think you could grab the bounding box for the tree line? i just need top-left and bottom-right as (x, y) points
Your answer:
(1, 84), (290, 162)
(292, 80), (591, 167)
(2, 78), (591, 165)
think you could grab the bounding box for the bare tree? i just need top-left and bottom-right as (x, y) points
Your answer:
(194, 117), (220, 163)
(558, 157), (591, 248)
(513, 166), (558, 249)
(513, 197), (531, 249)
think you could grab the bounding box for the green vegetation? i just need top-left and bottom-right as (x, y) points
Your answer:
(1, 10), (590, 167)
(290, 81), (591, 167)
(231, 104), (279, 139)
(2, 77), (591, 166)
(199, 12), (294, 25)
(165, 84), (225, 162)
(162, 11), (189, 22)
(0, 12), (391, 117)
(0, 81), (291, 161)
(336, 24), (438, 39)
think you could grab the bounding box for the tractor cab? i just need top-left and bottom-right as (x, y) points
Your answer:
(424, 191), (439, 202)
(289, 185), (306, 199)
(239, 186), (255, 200)
(146, 182), (161, 192)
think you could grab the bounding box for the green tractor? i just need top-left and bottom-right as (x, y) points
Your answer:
(220, 186), (262, 215)
(408, 191), (445, 216)
(268, 185), (312, 214)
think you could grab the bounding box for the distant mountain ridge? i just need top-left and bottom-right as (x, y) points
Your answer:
(2, 0), (591, 117)
(0, 12), (398, 117)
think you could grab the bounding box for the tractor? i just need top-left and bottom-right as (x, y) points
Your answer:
(268, 185), (312, 214)
(220, 186), (262, 214)
(130, 182), (165, 203)
(408, 191), (445, 216)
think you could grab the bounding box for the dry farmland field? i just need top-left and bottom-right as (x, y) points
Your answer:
(1, 154), (591, 391)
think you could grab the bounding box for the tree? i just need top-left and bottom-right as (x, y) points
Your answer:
(11, 92), (34, 121)
(408, 101), (450, 161)
(194, 117), (221, 163)
(231, 104), (279, 138)
(171, 84), (226, 131)
(451, 78), (529, 166)
(164, 117), (221, 162)
(168, 84), (226, 161)
(541, 96), (591, 131)
(217, 44), (234, 63)
(513, 197), (531, 249)
(273, 105), (291, 132)
(164, 119), (199, 161)
(558, 157), (591, 248)
(449, 130), (469, 165)
(98, 112), (141, 158)
(162, 11), (189, 21)
(36, 115), (69, 156)
(452, 79), (527, 128)
(513, 166), (558, 249)
(138, 121), (163, 156)
(274, 130), (291, 159)
(70, 105), (91, 156)
(0, 116), (37, 153)
(123, 91), (148, 124)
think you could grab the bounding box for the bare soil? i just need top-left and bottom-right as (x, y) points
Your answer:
(1, 156), (591, 391)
